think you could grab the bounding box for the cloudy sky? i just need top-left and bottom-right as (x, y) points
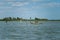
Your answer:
(0, 0), (60, 19)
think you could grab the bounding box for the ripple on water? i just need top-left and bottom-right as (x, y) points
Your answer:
(0, 21), (60, 40)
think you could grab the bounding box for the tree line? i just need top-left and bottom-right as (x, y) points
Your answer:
(0, 17), (48, 21)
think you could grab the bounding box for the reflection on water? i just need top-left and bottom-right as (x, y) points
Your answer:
(0, 21), (60, 40)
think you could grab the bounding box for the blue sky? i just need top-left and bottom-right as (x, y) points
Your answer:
(0, 0), (60, 19)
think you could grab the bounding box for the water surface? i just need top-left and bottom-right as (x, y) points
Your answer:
(0, 21), (60, 40)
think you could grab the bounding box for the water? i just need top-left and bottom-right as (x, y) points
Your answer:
(0, 21), (60, 40)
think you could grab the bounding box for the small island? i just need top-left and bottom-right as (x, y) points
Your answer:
(0, 17), (60, 21)
(0, 17), (48, 21)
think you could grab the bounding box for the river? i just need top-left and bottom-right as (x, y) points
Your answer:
(0, 21), (60, 40)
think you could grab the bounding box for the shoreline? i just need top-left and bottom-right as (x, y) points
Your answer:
(0, 20), (60, 21)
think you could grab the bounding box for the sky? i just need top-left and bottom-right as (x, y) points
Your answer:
(0, 0), (60, 19)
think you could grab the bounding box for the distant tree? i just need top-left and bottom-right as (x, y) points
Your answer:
(35, 17), (48, 21)
(3, 17), (12, 21)
(13, 17), (17, 20)
(3, 17), (8, 21)
(9, 17), (12, 20)
(17, 17), (20, 20)
(35, 17), (40, 20)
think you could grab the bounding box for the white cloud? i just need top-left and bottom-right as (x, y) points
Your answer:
(32, 2), (60, 8)
(0, 10), (6, 14)
(32, 0), (50, 2)
(5, 0), (15, 1)
(0, 2), (4, 6)
(51, 2), (60, 7)
(42, 2), (60, 7)
(0, 7), (12, 9)
(11, 2), (29, 7)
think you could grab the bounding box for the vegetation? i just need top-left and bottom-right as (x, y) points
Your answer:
(1, 17), (22, 21)
(0, 17), (60, 21)
(35, 17), (48, 21)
